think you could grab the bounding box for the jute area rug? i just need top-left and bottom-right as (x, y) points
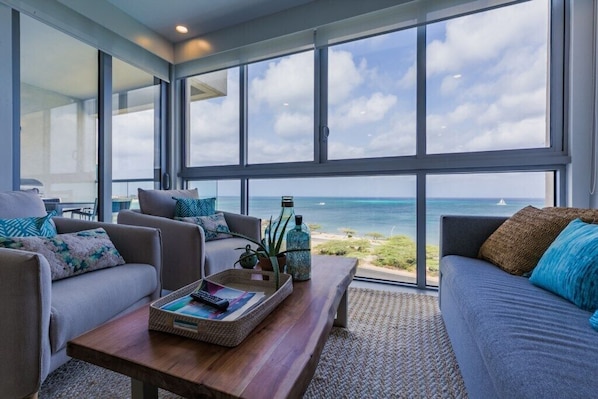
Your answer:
(40, 288), (467, 398)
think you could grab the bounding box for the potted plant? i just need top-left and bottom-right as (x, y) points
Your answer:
(224, 216), (294, 289)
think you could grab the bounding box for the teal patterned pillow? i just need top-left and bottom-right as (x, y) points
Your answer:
(530, 219), (598, 311)
(0, 211), (57, 237)
(0, 227), (125, 280)
(173, 197), (216, 218)
(591, 310), (598, 332)
(175, 212), (232, 241)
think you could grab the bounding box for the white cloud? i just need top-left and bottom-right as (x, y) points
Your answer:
(274, 112), (312, 138)
(330, 92), (397, 129)
(327, 49), (365, 105)
(250, 52), (314, 111)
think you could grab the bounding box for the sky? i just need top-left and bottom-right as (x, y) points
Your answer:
(113, 0), (550, 199)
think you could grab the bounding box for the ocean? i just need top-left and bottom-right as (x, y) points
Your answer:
(217, 196), (546, 244)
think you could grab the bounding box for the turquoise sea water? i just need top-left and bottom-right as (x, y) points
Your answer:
(218, 196), (546, 244)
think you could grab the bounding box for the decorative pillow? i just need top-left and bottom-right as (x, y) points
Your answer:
(529, 219), (598, 311)
(591, 310), (598, 332)
(0, 189), (48, 218)
(543, 207), (598, 224)
(0, 228), (125, 281)
(0, 211), (57, 237)
(173, 197), (216, 218)
(478, 206), (572, 275)
(137, 188), (199, 218)
(175, 212), (232, 241)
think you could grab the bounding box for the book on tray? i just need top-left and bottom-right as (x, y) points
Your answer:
(160, 279), (265, 322)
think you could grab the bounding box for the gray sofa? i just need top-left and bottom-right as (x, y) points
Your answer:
(0, 190), (162, 399)
(439, 215), (598, 399)
(118, 189), (261, 291)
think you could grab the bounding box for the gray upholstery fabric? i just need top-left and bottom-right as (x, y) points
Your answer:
(204, 237), (256, 276)
(50, 263), (157, 352)
(439, 215), (598, 399)
(0, 189), (47, 218)
(0, 249), (52, 399)
(138, 188), (198, 218)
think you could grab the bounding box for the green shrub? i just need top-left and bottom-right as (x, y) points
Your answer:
(315, 239), (371, 258)
(373, 235), (417, 271)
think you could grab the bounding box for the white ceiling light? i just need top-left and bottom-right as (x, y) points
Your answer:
(176, 25), (189, 34)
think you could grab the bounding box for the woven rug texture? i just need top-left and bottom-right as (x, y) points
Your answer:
(40, 288), (467, 398)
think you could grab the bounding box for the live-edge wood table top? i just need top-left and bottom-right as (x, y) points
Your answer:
(67, 255), (357, 399)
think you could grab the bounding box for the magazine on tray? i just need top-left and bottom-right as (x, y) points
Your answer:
(160, 279), (266, 322)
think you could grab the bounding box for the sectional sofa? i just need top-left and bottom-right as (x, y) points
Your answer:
(439, 208), (598, 399)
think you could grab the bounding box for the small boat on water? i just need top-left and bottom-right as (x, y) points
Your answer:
(318, 202), (326, 206)
(497, 198), (507, 206)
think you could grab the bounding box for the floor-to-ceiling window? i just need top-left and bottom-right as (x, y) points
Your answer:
(181, 0), (562, 288)
(112, 58), (161, 214)
(20, 14), (98, 205)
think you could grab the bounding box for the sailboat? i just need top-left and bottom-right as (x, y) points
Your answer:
(497, 198), (507, 206)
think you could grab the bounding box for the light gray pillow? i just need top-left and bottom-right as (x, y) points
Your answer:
(0, 189), (47, 218)
(0, 227), (125, 281)
(138, 188), (199, 218)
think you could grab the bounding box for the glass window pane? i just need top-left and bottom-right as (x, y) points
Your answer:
(20, 15), (98, 204)
(248, 176), (416, 284)
(248, 51), (314, 164)
(328, 29), (417, 160)
(112, 58), (159, 220)
(426, 171), (555, 286)
(426, 0), (549, 154)
(187, 68), (240, 166)
(187, 180), (241, 213)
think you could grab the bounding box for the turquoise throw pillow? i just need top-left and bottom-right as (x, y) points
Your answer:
(0, 211), (57, 237)
(591, 310), (598, 332)
(175, 213), (232, 241)
(530, 219), (598, 311)
(173, 197), (216, 218)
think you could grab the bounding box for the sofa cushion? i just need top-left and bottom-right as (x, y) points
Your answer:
(0, 228), (125, 281)
(530, 219), (598, 311)
(49, 263), (157, 352)
(138, 188), (198, 218)
(440, 256), (598, 399)
(176, 212), (232, 241)
(0, 189), (47, 218)
(478, 205), (571, 275)
(173, 197), (216, 218)
(0, 212), (57, 237)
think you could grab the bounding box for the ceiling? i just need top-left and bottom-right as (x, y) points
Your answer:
(66, 0), (317, 44)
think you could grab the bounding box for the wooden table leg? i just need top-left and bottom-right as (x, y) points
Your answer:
(131, 378), (158, 399)
(333, 289), (348, 328)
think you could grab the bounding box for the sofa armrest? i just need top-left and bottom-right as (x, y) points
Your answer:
(53, 217), (163, 299)
(0, 249), (52, 398)
(439, 215), (507, 258)
(118, 210), (205, 291)
(221, 211), (261, 241)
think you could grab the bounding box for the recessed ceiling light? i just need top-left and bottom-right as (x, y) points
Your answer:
(176, 25), (189, 34)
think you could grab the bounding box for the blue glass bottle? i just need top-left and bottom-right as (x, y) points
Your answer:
(286, 215), (311, 281)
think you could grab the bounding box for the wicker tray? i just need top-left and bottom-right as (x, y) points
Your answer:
(149, 269), (293, 347)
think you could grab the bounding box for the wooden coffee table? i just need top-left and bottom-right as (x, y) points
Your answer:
(67, 255), (357, 399)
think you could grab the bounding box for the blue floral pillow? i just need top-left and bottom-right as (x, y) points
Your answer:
(173, 197), (216, 218)
(0, 227), (125, 280)
(0, 211), (57, 237)
(530, 219), (598, 311)
(175, 212), (232, 241)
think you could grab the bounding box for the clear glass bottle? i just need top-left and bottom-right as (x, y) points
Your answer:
(267, 195), (296, 252)
(286, 215), (311, 281)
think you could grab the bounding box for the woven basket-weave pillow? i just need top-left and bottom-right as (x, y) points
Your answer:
(543, 207), (598, 224)
(478, 206), (571, 275)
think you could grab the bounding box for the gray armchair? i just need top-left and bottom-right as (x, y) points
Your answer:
(0, 190), (162, 399)
(118, 189), (261, 291)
